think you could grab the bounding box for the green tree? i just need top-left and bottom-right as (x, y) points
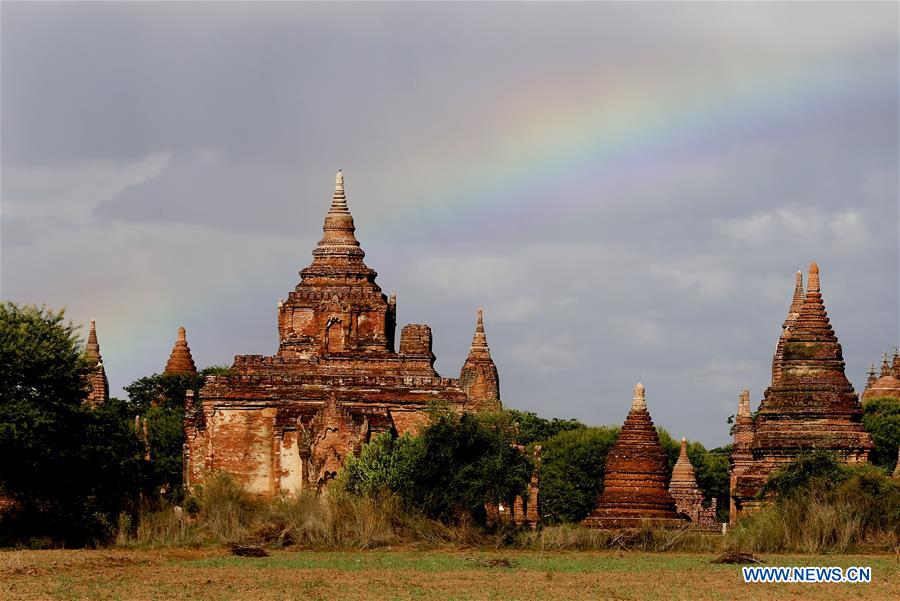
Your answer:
(503, 409), (584, 445)
(861, 396), (900, 470)
(339, 432), (418, 498)
(123, 366), (225, 499)
(340, 412), (532, 524)
(538, 426), (619, 524)
(0, 303), (143, 545)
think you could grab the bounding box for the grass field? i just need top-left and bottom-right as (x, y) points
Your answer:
(1, 548), (897, 601)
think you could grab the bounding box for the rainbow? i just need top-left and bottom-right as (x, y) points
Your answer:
(376, 47), (895, 242)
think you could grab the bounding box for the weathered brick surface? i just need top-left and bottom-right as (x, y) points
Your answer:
(583, 383), (687, 529)
(185, 172), (501, 495)
(729, 264), (874, 524)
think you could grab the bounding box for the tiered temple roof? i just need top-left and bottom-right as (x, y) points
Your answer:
(83, 319), (109, 407)
(730, 263), (873, 523)
(583, 383), (686, 528)
(164, 326), (198, 376)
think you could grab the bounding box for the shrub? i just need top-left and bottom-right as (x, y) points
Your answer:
(538, 426), (619, 524)
(862, 396), (900, 470)
(727, 452), (900, 553)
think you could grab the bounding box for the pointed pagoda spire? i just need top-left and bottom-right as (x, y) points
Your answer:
(786, 262), (838, 343)
(671, 437), (697, 483)
(85, 319), (102, 365)
(881, 353), (891, 377)
(893, 349), (900, 378)
(789, 270), (805, 320)
(164, 326), (198, 376)
(773, 270), (805, 385)
(300, 170), (374, 284)
(460, 308), (500, 411)
(467, 308), (491, 359)
(313, 170), (363, 256)
(83, 319), (109, 407)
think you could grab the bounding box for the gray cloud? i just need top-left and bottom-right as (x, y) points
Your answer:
(2, 2), (897, 447)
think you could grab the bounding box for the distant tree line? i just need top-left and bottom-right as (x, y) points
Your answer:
(1, 302), (898, 546)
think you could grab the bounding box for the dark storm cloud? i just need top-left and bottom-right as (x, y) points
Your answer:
(2, 2), (897, 446)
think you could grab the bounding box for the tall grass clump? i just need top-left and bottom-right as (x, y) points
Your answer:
(726, 452), (900, 554)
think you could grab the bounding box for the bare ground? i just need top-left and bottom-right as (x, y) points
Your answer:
(1, 547), (897, 601)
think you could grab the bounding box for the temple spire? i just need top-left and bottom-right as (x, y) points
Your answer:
(469, 308), (490, 355)
(789, 270), (804, 319)
(631, 382), (646, 411)
(773, 270), (805, 385)
(460, 308), (501, 411)
(737, 388), (750, 418)
(164, 326), (198, 376)
(302, 170), (371, 281)
(330, 169), (349, 214)
(83, 319), (109, 407)
(85, 319), (102, 365)
(881, 353), (891, 377)
(671, 437), (697, 482)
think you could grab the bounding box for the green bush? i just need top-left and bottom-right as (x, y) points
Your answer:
(727, 452), (900, 553)
(538, 426), (619, 524)
(862, 396), (900, 470)
(338, 411), (532, 524)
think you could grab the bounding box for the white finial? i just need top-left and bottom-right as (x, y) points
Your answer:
(631, 382), (646, 411)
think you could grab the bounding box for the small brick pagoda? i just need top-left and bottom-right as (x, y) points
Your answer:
(165, 327), (198, 376)
(184, 171), (501, 495)
(861, 351), (900, 402)
(729, 263), (874, 523)
(668, 437), (719, 530)
(83, 319), (109, 407)
(583, 383), (687, 529)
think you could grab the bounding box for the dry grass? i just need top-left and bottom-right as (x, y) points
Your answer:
(1, 547), (897, 601)
(117, 474), (486, 550)
(725, 490), (900, 555)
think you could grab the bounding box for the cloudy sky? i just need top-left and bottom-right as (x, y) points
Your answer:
(2, 3), (897, 447)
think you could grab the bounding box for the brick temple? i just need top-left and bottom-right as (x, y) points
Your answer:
(183, 171), (501, 495)
(729, 263), (873, 523)
(583, 383), (687, 529)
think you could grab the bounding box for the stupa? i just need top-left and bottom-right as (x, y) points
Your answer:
(164, 327), (198, 376)
(583, 383), (687, 528)
(729, 263), (873, 522)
